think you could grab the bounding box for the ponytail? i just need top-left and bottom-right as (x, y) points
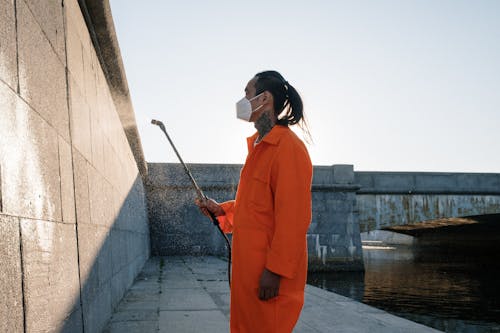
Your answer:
(254, 70), (312, 143)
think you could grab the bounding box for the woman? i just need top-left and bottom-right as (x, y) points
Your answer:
(196, 70), (312, 333)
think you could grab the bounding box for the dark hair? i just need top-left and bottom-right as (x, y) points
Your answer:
(254, 70), (312, 141)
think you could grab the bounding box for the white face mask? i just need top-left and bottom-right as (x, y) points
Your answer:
(236, 93), (263, 122)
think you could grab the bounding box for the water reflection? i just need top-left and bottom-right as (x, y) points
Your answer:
(308, 242), (500, 332)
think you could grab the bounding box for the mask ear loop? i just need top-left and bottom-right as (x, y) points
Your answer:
(249, 92), (264, 113)
(249, 92), (264, 102)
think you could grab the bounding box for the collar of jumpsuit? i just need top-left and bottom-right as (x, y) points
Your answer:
(246, 124), (286, 153)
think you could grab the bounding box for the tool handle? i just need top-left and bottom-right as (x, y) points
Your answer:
(207, 211), (220, 226)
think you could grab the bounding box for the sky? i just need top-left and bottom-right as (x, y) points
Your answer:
(109, 0), (500, 172)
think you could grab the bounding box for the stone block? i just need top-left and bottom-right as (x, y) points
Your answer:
(69, 78), (92, 161)
(415, 173), (456, 192)
(73, 149), (91, 225)
(88, 165), (106, 225)
(0, 0), (18, 91)
(20, 218), (81, 332)
(59, 136), (76, 224)
(59, 307), (84, 333)
(91, 116), (106, 174)
(103, 180), (117, 228)
(159, 310), (229, 333)
(17, 0), (69, 141)
(77, 223), (100, 307)
(64, 0), (89, 44)
(333, 164), (354, 184)
(97, 227), (113, 285)
(111, 229), (125, 275)
(0, 215), (24, 333)
(83, 281), (112, 333)
(22, 0), (65, 64)
(312, 166), (334, 185)
(103, 147), (118, 189)
(354, 172), (375, 189)
(111, 269), (129, 310)
(0, 85), (62, 222)
(374, 173), (416, 192)
(65, 9), (85, 93)
(160, 288), (218, 311)
(84, 43), (99, 114)
(311, 217), (335, 234)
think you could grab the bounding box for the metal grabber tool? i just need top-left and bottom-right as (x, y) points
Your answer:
(151, 119), (231, 287)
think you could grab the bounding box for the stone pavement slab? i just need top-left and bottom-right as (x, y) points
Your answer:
(104, 256), (442, 333)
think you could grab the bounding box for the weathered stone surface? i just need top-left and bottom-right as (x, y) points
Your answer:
(0, 83), (62, 222)
(0, 2), (151, 332)
(22, 0), (66, 64)
(83, 282), (112, 333)
(104, 320), (158, 333)
(84, 44), (99, 117)
(73, 149), (91, 225)
(88, 164), (105, 225)
(160, 287), (218, 311)
(77, 223), (100, 309)
(358, 192), (500, 231)
(97, 227), (113, 284)
(92, 178), (115, 229)
(0, 214), (24, 333)
(0, 0), (18, 91)
(159, 310), (229, 333)
(17, 0), (69, 141)
(111, 229), (127, 275)
(69, 77), (93, 161)
(20, 218), (81, 332)
(111, 268), (130, 310)
(59, 136), (76, 224)
(65, 3), (86, 94)
(90, 106), (106, 172)
(59, 307), (84, 333)
(356, 171), (500, 195)
(333, 164), (354, 184)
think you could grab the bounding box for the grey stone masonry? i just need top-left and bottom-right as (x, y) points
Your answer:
(355, 171), (500, 231)
(0, 1), (150, 332)
(146, 163), (364, 271)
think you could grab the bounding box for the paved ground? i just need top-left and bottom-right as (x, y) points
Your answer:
(103, 256), (442, 333)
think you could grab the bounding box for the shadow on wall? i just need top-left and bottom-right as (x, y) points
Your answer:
(60, 175), (150, 333)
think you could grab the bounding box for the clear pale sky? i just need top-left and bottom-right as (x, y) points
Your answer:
(109, 1), (500, 172)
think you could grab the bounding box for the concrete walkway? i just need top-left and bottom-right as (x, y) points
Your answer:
(103, 256), (442, 333)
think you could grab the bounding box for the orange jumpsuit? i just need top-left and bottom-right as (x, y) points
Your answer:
(217, 125), (313, 333)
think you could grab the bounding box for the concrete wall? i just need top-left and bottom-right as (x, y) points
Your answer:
(0, 1), (149, 332)
(355, 172), (500, 231)
(146, 163), (364, 271)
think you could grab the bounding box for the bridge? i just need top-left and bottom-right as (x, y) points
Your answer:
(356, 171), (500, 232)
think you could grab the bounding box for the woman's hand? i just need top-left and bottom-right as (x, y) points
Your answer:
(259, 268), (281, 300)
(194, 197), (225, 217)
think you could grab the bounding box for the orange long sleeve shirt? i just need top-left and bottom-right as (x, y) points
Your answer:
(217, 125), (313, 333)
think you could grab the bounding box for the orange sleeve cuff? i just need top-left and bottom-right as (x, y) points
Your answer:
(266, 250), (297, 279)
(216, 200), (235, 234)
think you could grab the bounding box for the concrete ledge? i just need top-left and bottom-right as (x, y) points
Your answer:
(356, 171), (500, 195)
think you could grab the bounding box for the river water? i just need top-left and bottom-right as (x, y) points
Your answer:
(308, 241), (500, 332)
